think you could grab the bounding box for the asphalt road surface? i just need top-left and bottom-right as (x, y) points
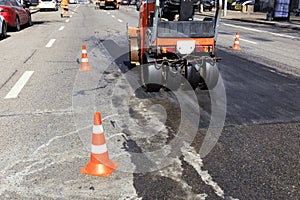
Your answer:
(0, 4), (299, 199)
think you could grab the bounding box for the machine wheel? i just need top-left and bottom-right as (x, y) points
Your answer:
(165, 65), (181, 91)
(128, 36), (139, 67)
(200, 61), (219, 90)
(141, 62), (162, 92)
(186, 64), (201, 90)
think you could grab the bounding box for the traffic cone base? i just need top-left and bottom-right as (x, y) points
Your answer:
(80, 160), (118, 177)
(80, 112), (118, 177)
(232, 41), (241, 50)
(79, 62), (92, 71)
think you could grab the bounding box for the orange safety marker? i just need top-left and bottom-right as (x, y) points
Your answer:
(126, 6), (128, 12)
(232, 32), (241, 50)
(79, 45), (93, 71)
(80, 112), (118, 177)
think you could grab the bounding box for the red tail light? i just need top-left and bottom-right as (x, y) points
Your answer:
(161, 47), (176, 54)
(195, 46), (204, 52)
(195, 45), (213, 52)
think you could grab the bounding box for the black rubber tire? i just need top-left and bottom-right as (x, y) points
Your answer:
(141, 64), (162, 92)
(186, 65), (201, 90)
(201, 61), (219, 90)
(27, 15), (33, 27)
(165, 66), (181, 91)
(15, 17), (20, 31)
(146, 84), (162, 92)
(0, 21), (7, 39)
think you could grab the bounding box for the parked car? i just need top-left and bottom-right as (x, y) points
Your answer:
(0, 0), (32, 31)
(78, 0), (88, 4)
(230, 0), (253, 10)
(242, 0), (254, 6)
(69, 0), (77, 3)
(39, 0), (59, 11)
(129, 0), (136, 5)
(135, 0), (141, 11)
(200, 0), (213, 12)
(23, 0), (39, 6)
(120, 0), (129, 5)
(230, 0), (242, 10)
(0, 15), (7, 39)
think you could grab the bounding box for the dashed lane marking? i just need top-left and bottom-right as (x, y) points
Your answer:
(112, 15), (115, 18)
(239, 37), (257, 44)
(59, 26), (64, 31)
(65, 19), (69, 23)
(45, 39), (56, 48)
(118, 19), (123, 23)
(4, 71), (34, 99)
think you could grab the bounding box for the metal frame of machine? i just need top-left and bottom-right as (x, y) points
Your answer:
(128, 0), (222, 92)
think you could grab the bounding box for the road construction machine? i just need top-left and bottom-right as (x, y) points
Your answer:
(128, 0), (222, 92)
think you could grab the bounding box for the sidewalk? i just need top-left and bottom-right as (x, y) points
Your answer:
(197, 9), (300, 30)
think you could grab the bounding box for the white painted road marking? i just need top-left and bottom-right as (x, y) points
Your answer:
(74, 4), (80, 11)
(112, 15), (115, 18)
(181, 143), (226, 199)
(118, 19), (123, 23)
(239, 38), (257, 44)
(65, 19), (69, 23)
(59, 26), (64, 31)
(222, 23), (264, 33)
(4, 71), (34, 99)
(222, 23), (298, 39)
(45, 39), (56, 48)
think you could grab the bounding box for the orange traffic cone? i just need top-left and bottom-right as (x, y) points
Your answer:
(79, 45), (92, 71)
(232, 32), (241, 50)
(126, 6), (128, 12)
(80, 112), (118, 177)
